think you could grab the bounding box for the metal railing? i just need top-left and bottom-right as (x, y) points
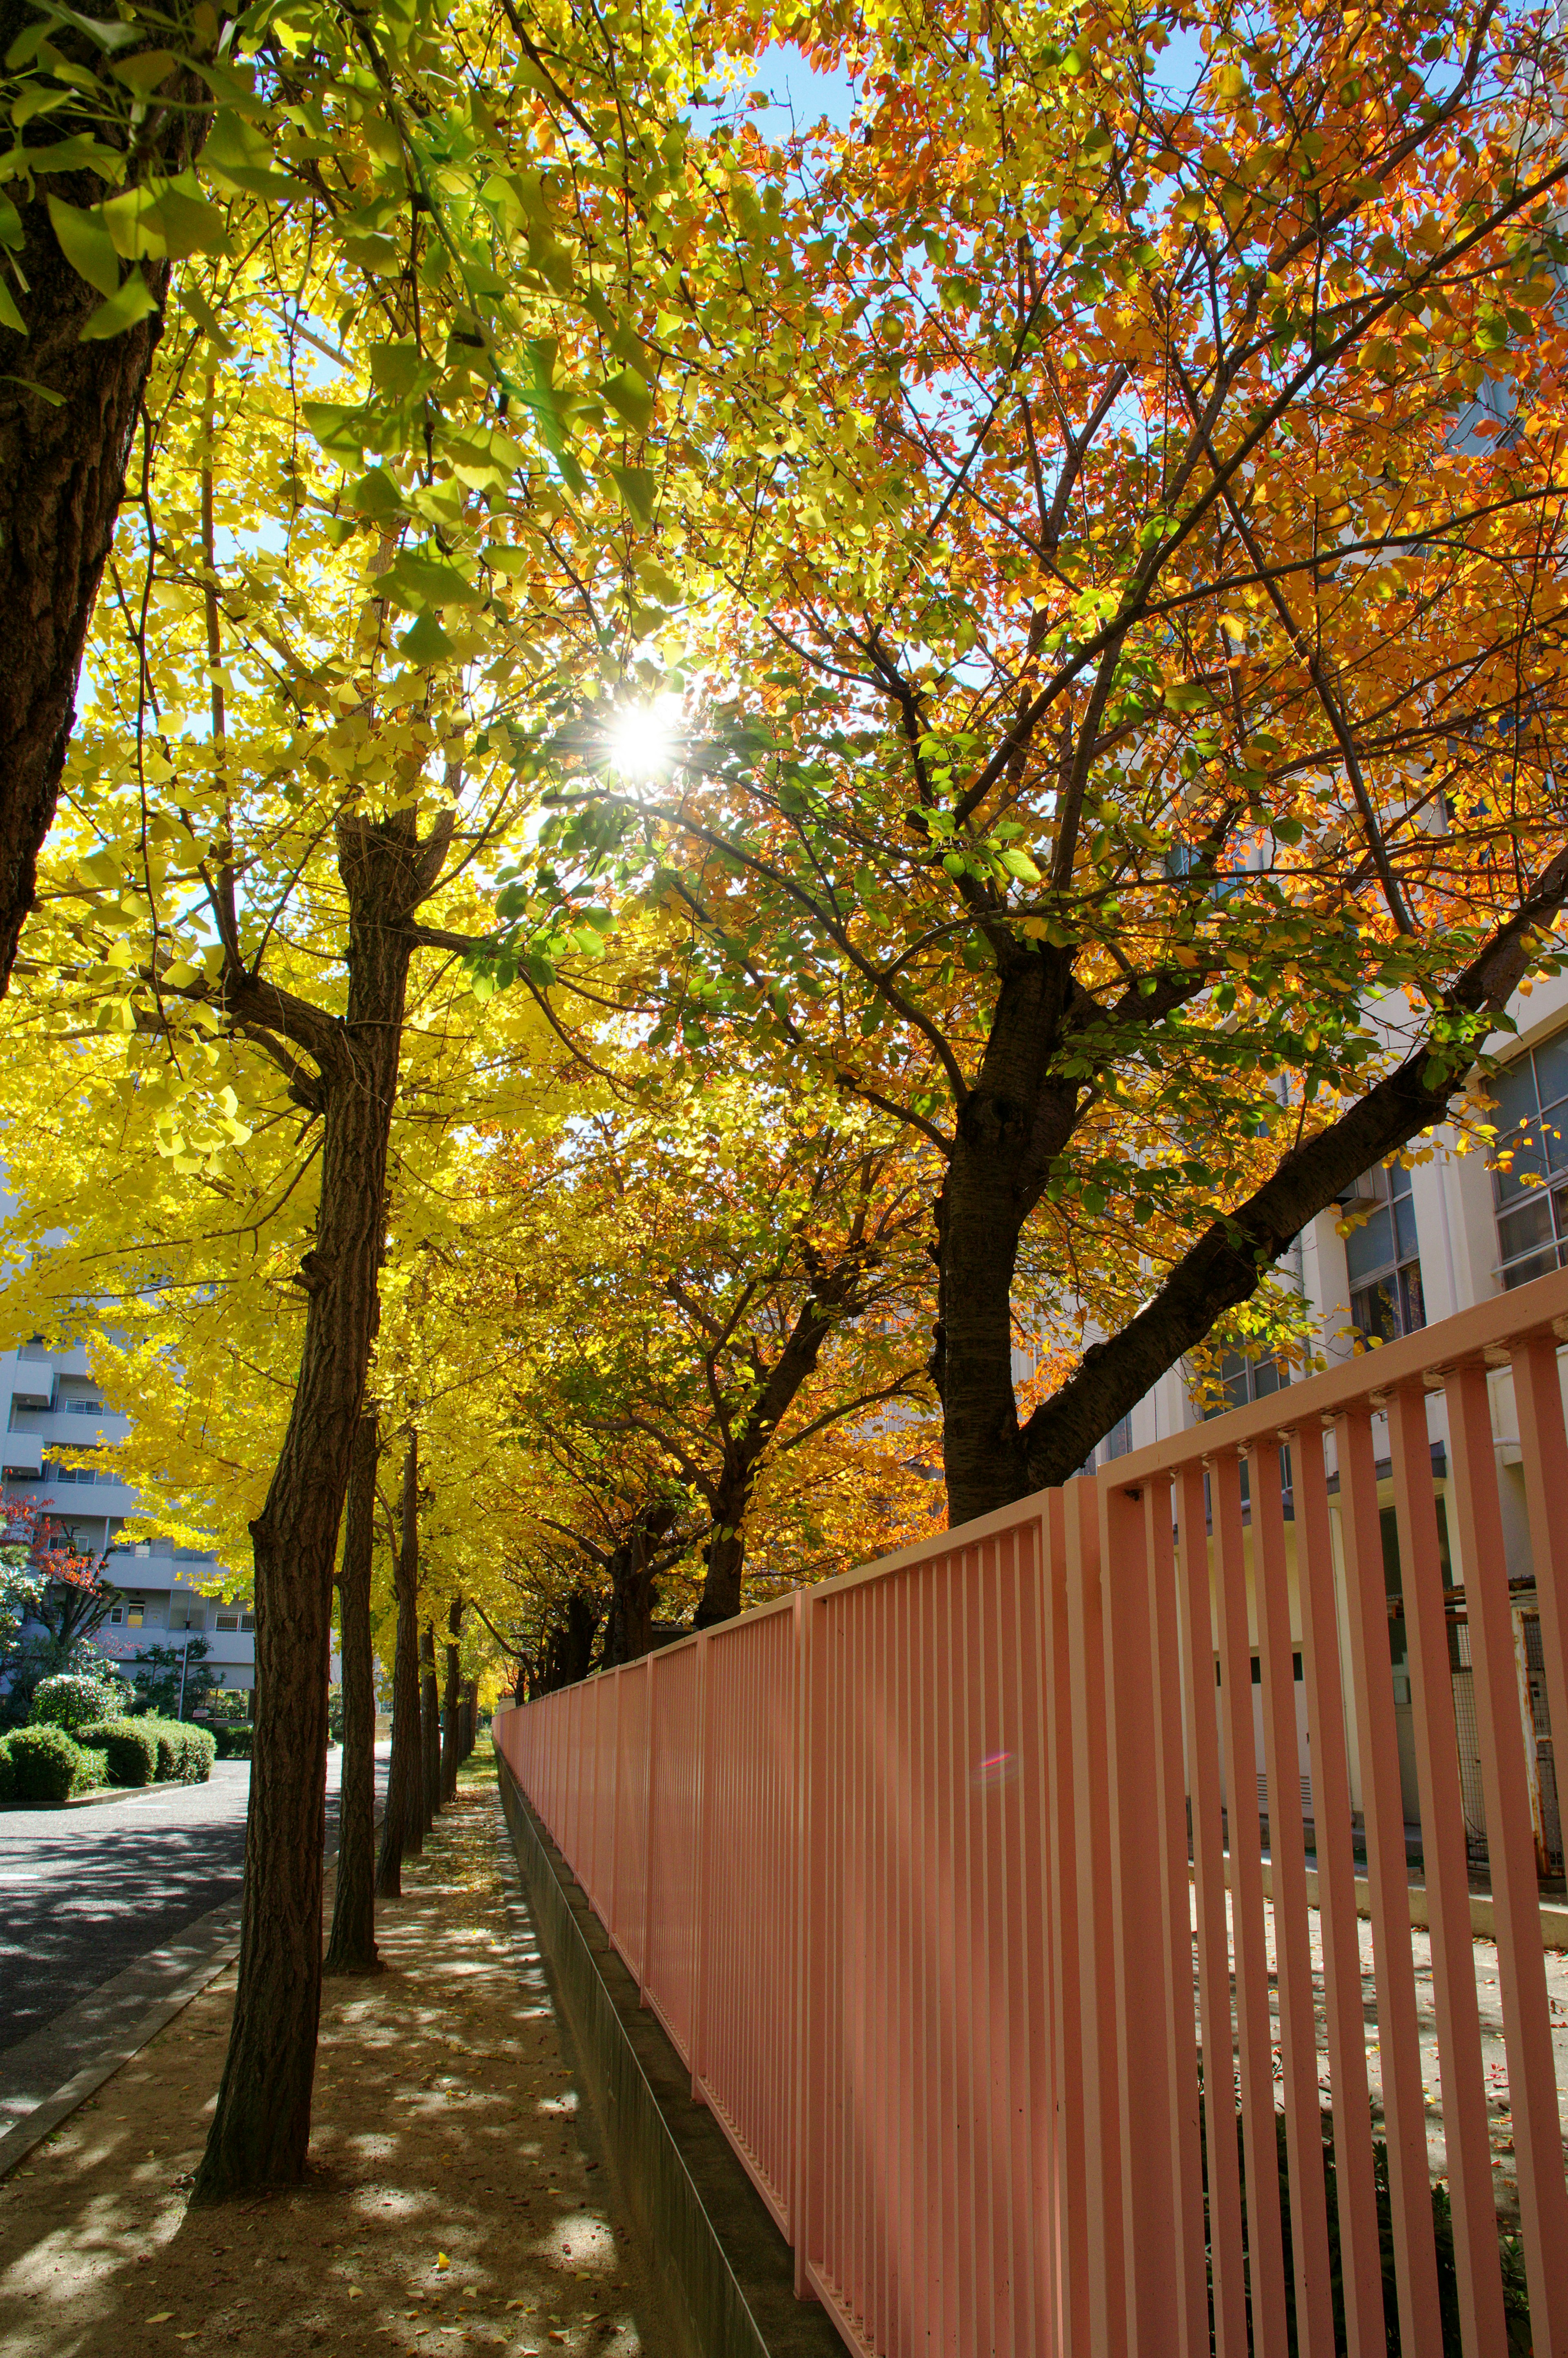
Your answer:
(494, 1268), (1568, 2358)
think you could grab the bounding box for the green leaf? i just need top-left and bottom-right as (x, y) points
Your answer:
(47, 195), (120, 298)
(109, 49), (176, 92)
(301, 399), (365, 457)
(381, 551), (484, 612)
(201, 109), (303, 200)
(0, 372), (62, 402)
(0, 195), (21, 251)
(143, 183), (229, 260)
(347, 467), (403, 522)
(5, 134), (123, 181)
(79, 272), (158, 339)
(399, 610), (454, 665)
(40, 4), (145, 51)
(998, 846), (1042, 883)
(0, 276), (25, 334)
(610, 465), (657, 524)
(180, 282), (236, 356)
(601, 365), (654, 434)
(369, 338), (433, 402)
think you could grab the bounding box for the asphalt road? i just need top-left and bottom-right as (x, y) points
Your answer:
(0, 1745), (381, 2056)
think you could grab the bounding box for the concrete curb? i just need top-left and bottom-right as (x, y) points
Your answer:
(494, 1747), (846, 2358)
(0, 1900), (241, 2181)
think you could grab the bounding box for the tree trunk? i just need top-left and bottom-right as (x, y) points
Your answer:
(193, 814), (432, 2205)
(376, 1432), (423, 1895)
(463, 1679), (478, 1760)
(694, 1517), (747, 1633)
(421, 1621), (441, 1829)
(441, 1596), (463, 1801)
(325, 1412), (381, 1978)
(539, 1588), (601, 1691)
(0, 20), (207, 994)
(603, 1505), (679, 1667)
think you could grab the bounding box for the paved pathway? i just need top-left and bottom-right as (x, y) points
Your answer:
(0, 1763), (254, 2055)
(0, 1744), (386, 2056)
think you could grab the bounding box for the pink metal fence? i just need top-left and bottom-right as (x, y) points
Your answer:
(494, 1269), (1568, 2358)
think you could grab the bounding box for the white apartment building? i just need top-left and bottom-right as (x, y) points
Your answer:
(0, 1338), (257, 1711)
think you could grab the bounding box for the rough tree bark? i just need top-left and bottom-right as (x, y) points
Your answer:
(420, 1622), (441, 1829)
(440, 1596), (463, 1801)
(538, 1589), (602, 1692)
(938, 852), (1568, 1526)
(602, 1504), (679, 1668)
(0, 11), (209, 994)
(193, 809), (446, 2205)
(325, 1410), (381, 1977)
(376, 1431), (423, 1897)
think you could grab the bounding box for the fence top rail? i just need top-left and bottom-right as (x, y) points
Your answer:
(506, 1265), (1568, 1697)
(1101, 1257), (1568, 1492)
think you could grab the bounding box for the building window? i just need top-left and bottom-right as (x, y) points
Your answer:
(1491, 1026), (1568, 1288)
(1343, 1160), (1425, 1342)
(240, 1612), (255, 1633)
(1103, 1413), (1133, 1460)
(214, 1611), (239, 1633)
(1203, 1350), (1289, 1417)
(108, 1605), (123, 1624)
(126, 1605), (144, 1629)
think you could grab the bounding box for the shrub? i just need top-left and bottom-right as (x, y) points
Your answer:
(6, 1723), (94, 1804)
(0, 1736), (13, 1805)
(30, 1672), (125, 1734)
(210, 1723), (253, 1761)
(138, 1717), (216, 1784)
(79, 1717), (159, 1787)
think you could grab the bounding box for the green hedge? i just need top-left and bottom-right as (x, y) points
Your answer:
(137, 1717), (216, 1784)
(210, 1723), (253, 1760)
(30, 1673), (126, 1734)
(0, 1739), (14, 1805)
(79, 1717), (160, 1787)
(3, 1724), (105, 1804)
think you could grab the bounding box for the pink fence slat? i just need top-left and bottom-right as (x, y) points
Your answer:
(610, 1661), (650, 1979)
(1335, 1407), (1445, 2353)
(1512, 1333), (1568, 1850)
(1100, 1477), (1185, 2350)
(1212, 1447), (1290, 2358)
(1291, 1423), (1386, 2358)
(695, 1605), (798, 2234)
(1446, 1361), (1568, 2354)
(1063, 1477), (1128, 2357)
(642, 1640), (701, 2062)
(1138, 1474), (1209, 2358)
(1250, 1437), (1336, 2358)
(1386, 1381), (1508, 2356)
(1042, 1488), (1089, 2357)
(1173, 1458), (1247, 2358)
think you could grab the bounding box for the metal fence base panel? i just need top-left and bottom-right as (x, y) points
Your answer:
(496, 1750), (849, 2358)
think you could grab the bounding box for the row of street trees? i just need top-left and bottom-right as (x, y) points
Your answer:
(0, 0), (1566, 2211)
